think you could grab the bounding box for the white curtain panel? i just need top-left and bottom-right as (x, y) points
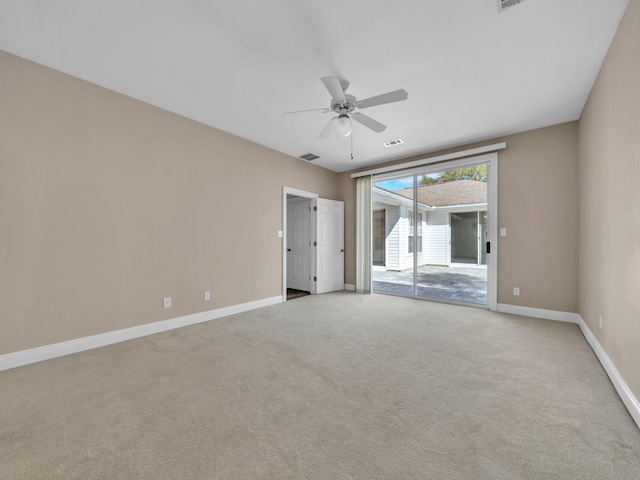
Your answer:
(355, 175), (372, 294)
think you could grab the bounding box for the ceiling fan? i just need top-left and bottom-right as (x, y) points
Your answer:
(285, 77), (408, 138)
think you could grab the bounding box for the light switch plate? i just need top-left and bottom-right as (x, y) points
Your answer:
(500, 228), (507, 236)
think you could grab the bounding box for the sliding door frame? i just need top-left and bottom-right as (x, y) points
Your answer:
(371, 152), (498, 310)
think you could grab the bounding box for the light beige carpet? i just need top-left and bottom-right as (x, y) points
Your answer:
(1, 292), (639, 479)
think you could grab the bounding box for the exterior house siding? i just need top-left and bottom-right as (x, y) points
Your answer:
(385, 207), (400, 271)
(371, 182), (486, 271)
(398, 207), (429, 270)
(425, 210), (449, 265)
(417, 212), (427, 267)
(399, 206), (412, 270)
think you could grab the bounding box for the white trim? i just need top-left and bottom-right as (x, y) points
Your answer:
(433, 202), (487, 210)
(486, 155), (498, 312)
(351, 142), (506, 179)
(0, 295), (283, 372)
(496, 305), (640, 429)
(373, 153), (497, 182)
(282, 187), (318, 301)
(496, 303), (581, 323)
(577, 316), (640, 429)
(412, 176), (418, 295)
(344, 284), (355, 291)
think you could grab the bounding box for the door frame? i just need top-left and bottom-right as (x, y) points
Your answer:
(282, 187), (318, 302)
(371, 152), (498, 310)
(286, 196), (312, 293)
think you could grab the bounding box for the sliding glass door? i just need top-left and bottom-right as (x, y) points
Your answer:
(371, 157), (494, 307)
(371, 175), (416, 296)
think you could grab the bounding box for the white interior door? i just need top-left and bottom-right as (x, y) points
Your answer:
(314, 198), (344, 294)
(287, 197), (311, 292)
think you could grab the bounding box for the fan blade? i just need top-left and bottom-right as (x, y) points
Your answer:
(321, 76), (346, 103)
(319, 117), (338, 138)
(282, 108), (330, 115)
(353, 113), (387, 133)
(357, 89), (408, 109)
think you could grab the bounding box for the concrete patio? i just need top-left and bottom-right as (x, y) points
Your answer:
(373, 265), (487, 305)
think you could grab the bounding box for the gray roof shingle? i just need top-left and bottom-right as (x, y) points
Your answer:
(395, 180), (487, 207)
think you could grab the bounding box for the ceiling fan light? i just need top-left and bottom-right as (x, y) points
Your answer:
(335, 115), (352, 137)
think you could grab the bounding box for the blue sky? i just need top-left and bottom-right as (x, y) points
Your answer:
(375, 174), (439, 190)
(375, 177), (414, 190)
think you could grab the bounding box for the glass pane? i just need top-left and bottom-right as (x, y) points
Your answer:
(415, 166), (487, 305)
(451, 212), (479, 264)
(372, 165), (488, 306)
(371, 175), (415, 296)
(480, 211), (487, 265)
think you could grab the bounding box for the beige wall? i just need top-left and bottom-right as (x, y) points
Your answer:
(341, 122), (579, 312)
(0, 47), (583, 357)
(4, 0), (637, 411)
(0, 50), (340, 355)
(578, 0), (640, 399)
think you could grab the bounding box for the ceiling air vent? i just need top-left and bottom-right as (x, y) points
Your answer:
(497, 0), (527, 13)
(299, 153), (320, 161)
(383, 139), (404, 148)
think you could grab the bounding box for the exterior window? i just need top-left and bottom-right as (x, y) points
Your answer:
(408, 210), (423, 253)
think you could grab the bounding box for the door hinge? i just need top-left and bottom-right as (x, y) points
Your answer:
(313, 276), (317, 282)
(486, 241), (491, 254)
(313, 206), (317, 211)
(313, 241), (317, 247)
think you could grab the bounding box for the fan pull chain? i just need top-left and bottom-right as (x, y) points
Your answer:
(350, 132), (354, 160)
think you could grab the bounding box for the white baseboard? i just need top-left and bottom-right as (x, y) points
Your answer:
(577, 316), (640, 429)
(0, 295), (283, 372)
(496, 303), (640, 430)
(496, 303), (581, 324)
(344, 284), (355, 291)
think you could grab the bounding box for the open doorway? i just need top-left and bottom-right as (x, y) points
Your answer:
(450, 211), (487, 265)
(286, 195), (312, 300)
(282, 187), (345, 302)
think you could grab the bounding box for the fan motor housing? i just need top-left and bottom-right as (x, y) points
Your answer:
(331, 94), (357, 115)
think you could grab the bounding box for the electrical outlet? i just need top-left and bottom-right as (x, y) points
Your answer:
(163, 297), (172, 308)
(599, 315), (603, 329)
(500, 228), (507, 236)
(513, 287), (520, 296)
(204, 291), (211, 301)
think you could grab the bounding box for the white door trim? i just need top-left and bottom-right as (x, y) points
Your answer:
(486, 154), (498, 311)
(282, 187), (318, 302)
(287, 197), (312, 292)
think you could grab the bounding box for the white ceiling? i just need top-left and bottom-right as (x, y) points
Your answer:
(0, 0), (629, 172)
